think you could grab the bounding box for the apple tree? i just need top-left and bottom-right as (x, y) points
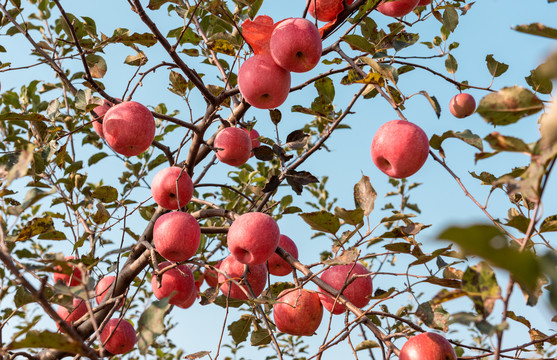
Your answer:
(0, 0), (556, 359)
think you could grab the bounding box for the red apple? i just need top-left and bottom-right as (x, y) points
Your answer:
(176, 282), (198, 309)
(238, 54), (291, 109)
(307, 0), (355, 22)
(151, 261), (196, 306)
(100, 318), (137, 355)
(244, 128), (261, 158)
(95, 275), (115, 305)
(449, 93), (476, 118)
(270, 18), (322, 73)
(273, 288), (323, 336)
(214, 127), (252, 166)
(417, 0), (432, 5)
(56, 298), (88, 332)
(267, 234), (299, 276)
(151, 166), (194, 210)
(91, 98), (121, 138)
(153, 211), (201, 262)
(370, 120), (429, 178)
(318, 262), (373, 314)
(53, 256), (83, 287)
(103, 101), (155, 157)
(218, 255), (267, 300)
(204, 260), (222, 288)
(399, 332), (457, 360)
(377, 0), (420, 17)
(227, 212), (280, 266)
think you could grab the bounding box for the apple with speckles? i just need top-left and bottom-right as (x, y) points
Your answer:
(399, 332), (457, 360)
(273, 288), (323, 336)
(218, 255), (267, 300)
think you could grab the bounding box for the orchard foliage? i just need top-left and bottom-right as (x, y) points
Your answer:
(0, 0), (556, 359)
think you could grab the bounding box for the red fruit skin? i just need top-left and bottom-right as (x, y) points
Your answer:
(176, 285), (198, 309)
(370, 120), (429, 179)
(273, 288), (323, 336)
(52, 256), (83, 287)
(417, 0), (432, 5)
(153, 211), (201, 262)
(227, 212), (280, 266)
(204, 260), (222, 288)
(268, 234), (299, 276)
(238, 54), (291, 109)
(56, 298), (88, 332)
(100, 318), (137, 355)
(95, 275), (115, 305)
(318, 262), (373, 314)
(151, 166), (194, 210)
(218, 255), (267, 300)
(449, 93), (476, 118)
(244, 128), (261, 158)
(214, 127), (253, 166)
(151, 261), (196, 306)
(270, 18), (322, 73)
(399, 332), (457, 360)
(103, 101), (155, 157)
(377, 0), (420, 17)
(307, 0), (355, 22)
(92, 98), (122, 138)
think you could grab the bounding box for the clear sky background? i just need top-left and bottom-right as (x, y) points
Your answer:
(1, 0), (557, 359)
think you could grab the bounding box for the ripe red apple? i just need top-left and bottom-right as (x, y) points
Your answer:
(449, 93), (476, 118)
(417, 0), (432, 5)
(100, 318), (137, 355)
(176, 282), (198, 309)
(399, 332), (457, 360)
(91, 98), (121, 138)
(227, 212), (280, 266)
(377, 0), (420, 17)
(218, 255), (267, 300)
(52, 256), (83, 287)
(370, 120), (429, 178)
(318, 262), (373, 314)
(204, 260), (222, 288)
(151, 166), (194, 210)
(307, 0), (355, 22)
(103, 101), (155, 157)
(214, 127), (253, 166)
(244, 128), (261, 158)
(267, 234), (299, 276)
(273, 288), (323, 336)
(95, 275), (115, 305)
(153, 211), (201, 262)
(56, 298), (88, 332)
(270, 18), (322, 73)
(238, 54), (291, 109)
(151, 261), (196, 306)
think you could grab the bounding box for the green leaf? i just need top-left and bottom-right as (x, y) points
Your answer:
(355, 340), (380, 351)
(228, 314), (253, 344)
(299, 210), (340, 234)
(334, 207), (364, 226)
(507, 311), (531, 329)
(250, 327), (272, 346)
(445, 54), (458, 74)
(85, 54), (107, 79)
(8, 331), (86, 355)
(416, 302), (450, 331)
(185, 351), (211, 360)
(525, 65), (553, 94)
(437, 224), (542, 292)
(461, 262), (501, 317)
(429, 130), (483, 158)
(147, 0), (180, 10)
(485, 54), (509, 77)
(324, 248), (359, 265)
(88, 152), (108, 166)
(16, 216), (54, 242)
(540, 215), (557, 232)
(442, 6), (459, 32)
(384, 242), (412, 254)
(92, 203), (110, 224)
(343, 34), (374, 53)
(0, 112), (49, 122)
(91, 186), (118, 203)
(477, 86), (543, 125)
(169, 70), (190, 96)
(484, 132), (531, 153)
(124, 52), (148, 66)
(137, 298), (171, 355)
(103, 29), (158, 47)
(353, 175), (377, 217)
(418, 91), (441, 118)
(513, 23), (557, 39)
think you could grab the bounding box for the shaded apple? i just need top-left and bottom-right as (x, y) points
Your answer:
(307, 0), (355, 22)
(370, 120), (429, 178)
(270, 18), (322, 73)
(273, 288), (323, 336)
(399, 332), (457, 360)
(56, 297), (88, 332)
(267, 234), (299, 276)
(214, 127), (253, 166)
(244, 128), (260, 157)
(153, 211), (201, 262)
(449, 93), (476, 118)
(151, 261), (196, 306)
(100, 318), (137, 355)
(318, 262), (373, 314)
(151, 166), (194, 210)
(238, 54), (291, 109)
(52, 255), (83, 287)
(227, 212), (280, 266)
(204, 260), (222, 288)
(218, 255), (267, 300)
(91, 98), (121, 138)
(103, 101), (155, 157)
(417, 0), (432, 5)
(377, 0), (420, 17)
